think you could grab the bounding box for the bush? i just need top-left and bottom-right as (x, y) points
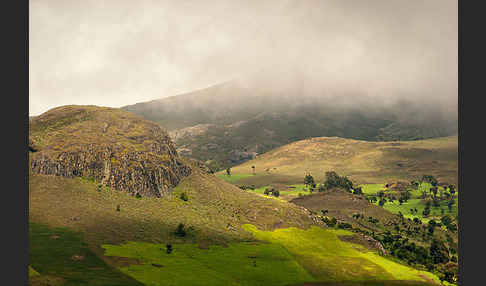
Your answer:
(166, 244), (173, 254)
(337, 222), (352, 229)
(180, 192), (188, 201)
(421, 175), (438, 186)
(352, 187), (363, 195)
(116, 205), (120, 212)
(175, 223), (186, 237)
(322, 217), (337, 227)
(136, 193), (142, 199)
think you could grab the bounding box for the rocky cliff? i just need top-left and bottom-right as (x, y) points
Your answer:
(29, 105), (192, 197)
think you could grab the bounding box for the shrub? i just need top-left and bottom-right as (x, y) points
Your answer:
(180, 192), (188, 201)
(175, 223), (186, 237)
(116, 204), (120, 212)
(337, 222), (352, 229)
(135, 193), (142, 199)
(421, 175), (438, 186)
(352, 187), (363, 195)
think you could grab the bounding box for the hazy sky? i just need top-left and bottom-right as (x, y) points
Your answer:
(29, 0), (457, 116)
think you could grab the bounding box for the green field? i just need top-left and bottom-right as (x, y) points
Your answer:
(373, 198), (458, 223)
(102, 224), (442, 286)
(358, 182), (458, 222)
(216, 173), (257, 184)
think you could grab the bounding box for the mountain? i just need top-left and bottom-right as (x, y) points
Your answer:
(29, 105), (193, 197)
(219, 136), (458, 187)
(122, 79), (457, 171)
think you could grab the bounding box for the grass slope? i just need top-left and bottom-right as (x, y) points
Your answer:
(29, 162), (316, 268)
(222, 136), (457, 187)
(29, 222), (143, 286)
(100, 225), (441, 286)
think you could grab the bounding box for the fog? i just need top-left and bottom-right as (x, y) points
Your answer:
(29, 0), (457, 117)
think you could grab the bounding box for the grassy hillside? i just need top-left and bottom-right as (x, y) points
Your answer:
(123, 80), (457, 171)
(99, 225), (442, 286)
(221, 136), (457, 186)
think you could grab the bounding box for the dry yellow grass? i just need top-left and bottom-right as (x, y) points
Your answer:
(224, 136), (457, 186)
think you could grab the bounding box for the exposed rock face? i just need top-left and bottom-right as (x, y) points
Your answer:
(29, 105), (192, 197)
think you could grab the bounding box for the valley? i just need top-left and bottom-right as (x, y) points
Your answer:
(28, 106), (458, 286)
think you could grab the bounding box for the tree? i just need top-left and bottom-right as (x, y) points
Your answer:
(430, 187), (438, 197)
(353, 187), (363, 195)
(226, 168), (231, 176)
(379, 198), (387, 207)
(447, 200), (455, 212)
(440, 215), (453, 228)
(304, 174), (315, 187)
(448, 184), (456, 195)
(175, 223), (186, 237)
(422, 175), (438, 186)
(323, 171), (353, 192)
(377, 190), (385, 199)
(166, 244), (173, 254)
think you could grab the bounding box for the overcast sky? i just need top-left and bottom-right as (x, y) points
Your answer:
(29, 0), (457, 116)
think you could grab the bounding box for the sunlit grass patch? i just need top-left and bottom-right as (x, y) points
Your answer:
(102, 240), (315, 286)
(29, 266), (40, 277)
(242, 224), (440, 284)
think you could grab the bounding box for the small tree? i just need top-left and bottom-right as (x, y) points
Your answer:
(166, 244), (173, 254)
(353, 187), (363, 195)
(378, 198), (387, 207)
(447, 200), (455, 212)
(304, 174), (315, 187)
(422, 175), (438, 186)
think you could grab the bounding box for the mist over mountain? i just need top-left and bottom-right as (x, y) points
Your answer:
(123, 74), (457, 170)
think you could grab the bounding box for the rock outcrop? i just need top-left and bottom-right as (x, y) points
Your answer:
(29, 105), (192, 197)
